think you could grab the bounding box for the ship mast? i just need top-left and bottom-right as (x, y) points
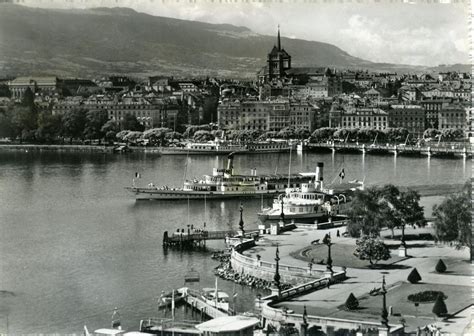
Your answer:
(287, 146), (292, 188)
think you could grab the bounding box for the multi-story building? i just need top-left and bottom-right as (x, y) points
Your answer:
(438, 104), (469, 133)
(217, 99), (316, 132)
(290, 82), (328, 99)
(289, 101), (317, 131)
(419, 98), (453, 129)
(52, 94), (179, 129)
(340, 108), (388, 130)
(388, 105), (425, 138)
(8, 76), (58, 99)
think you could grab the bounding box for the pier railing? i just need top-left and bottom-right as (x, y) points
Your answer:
(230, 239), (337, 282)
(308, 141), (471, 157)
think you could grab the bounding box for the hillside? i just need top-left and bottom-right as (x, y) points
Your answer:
(0, 4), (466, 78)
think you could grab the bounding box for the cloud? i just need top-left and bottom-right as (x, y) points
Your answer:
(338, 13), (469, 66)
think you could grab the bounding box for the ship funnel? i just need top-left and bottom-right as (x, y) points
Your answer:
(315, 162), (324, 182)
(227, 153), (234, 171)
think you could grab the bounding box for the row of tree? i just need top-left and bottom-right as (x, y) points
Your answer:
(310, 127), (410, 143)
(310, 127), (465, 144)
(0, 96), (147, 144)
(346, 182), (471, 262)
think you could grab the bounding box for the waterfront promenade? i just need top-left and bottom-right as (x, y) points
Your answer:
(242, 225), (471, 334)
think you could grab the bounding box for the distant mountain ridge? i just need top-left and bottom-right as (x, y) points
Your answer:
(0, 4), (469, 78)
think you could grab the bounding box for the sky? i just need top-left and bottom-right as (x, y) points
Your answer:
(21, 0), (471, 66)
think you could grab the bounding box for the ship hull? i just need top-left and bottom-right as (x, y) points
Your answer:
(126, 187), (281, 200)
(257, 212), (348, 224)
(257, 211), (328, 224)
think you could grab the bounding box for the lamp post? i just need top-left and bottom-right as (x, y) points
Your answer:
(280, 198), (285, 222)
(381, 275), (389, 329)
(274, 245), (281, 297)
(323, 233), (333, 274)
(301, 305), (309, 336)
(239, 203), (245, 238)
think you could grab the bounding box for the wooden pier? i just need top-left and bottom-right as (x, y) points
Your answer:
(163, 229), (237, 248)
(182, 288), (230, 319)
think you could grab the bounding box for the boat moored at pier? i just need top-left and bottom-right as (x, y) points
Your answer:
(125, 153), (314, 200)
(258, 162), (364, 223)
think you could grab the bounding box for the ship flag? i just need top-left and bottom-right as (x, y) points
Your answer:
(339, 168), (345, 180)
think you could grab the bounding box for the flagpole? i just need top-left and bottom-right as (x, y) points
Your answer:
(214, 277), (218, 308)
(171, 289), (175, 321)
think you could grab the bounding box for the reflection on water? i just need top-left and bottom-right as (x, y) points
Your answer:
(0, 151), (469, 333)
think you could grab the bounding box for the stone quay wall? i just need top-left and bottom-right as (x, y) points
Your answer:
(230, 239), (342, 285)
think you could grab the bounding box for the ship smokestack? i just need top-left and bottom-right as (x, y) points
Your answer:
(227, 153), (234, 172)
(315, 162), (324, 182)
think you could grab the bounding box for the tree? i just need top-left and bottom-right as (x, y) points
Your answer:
(310, 127), (336, 143)
(142, 127), (172, 145)
(432, 294), (448, 317)
(123, 131), (143, 144)
(116, 130), (131, 142)
(193, 130), (214, 142)
(183, 125), (211, 138)
(0, 109), (16, 139)
(277, 127), (296, 140)
(83, 110), (108, 144)
(101, 120), (120, 143)
(407, 268), (422, 284)
(62, 108), (87, 144)
(165, 131), (183, 141)
(432, 187), (471, 259)
(423, 128), (440, 140)
(353, 235), (391, 265)
(441, 128), (464, 141)
(35, 111), (62, 143)
(21, 87), (36, 111)
(435, 259), (447, 273)
(258, 131), (278, 141)
(380, 185), (424, 248)
(121, 113), (144, 132)
(345, 293), (359, 310)
(294, 128), (310, 139)
(347, 187), (388, 237)
(10, 105), (38, 142)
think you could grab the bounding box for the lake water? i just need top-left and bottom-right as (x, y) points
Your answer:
(0, 151), (469, 334)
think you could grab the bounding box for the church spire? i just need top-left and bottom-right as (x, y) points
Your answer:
(277, 24), (281, 51)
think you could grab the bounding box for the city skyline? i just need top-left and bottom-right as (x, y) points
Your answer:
(16, 0), (471, 67)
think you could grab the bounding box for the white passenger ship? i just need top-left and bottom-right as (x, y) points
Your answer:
(258, 163), (364, 223)
(125, 153), (314, 200)
(158, 140), (293, 155)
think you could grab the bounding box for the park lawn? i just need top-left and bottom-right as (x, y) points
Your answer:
(345, 282), (471, 319)
(291, 243), (405, 269)
(428, 258), (471, 276)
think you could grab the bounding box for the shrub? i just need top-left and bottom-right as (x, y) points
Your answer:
(408, 291), (447, 303)
(407, 268), (422, 284)
(345, 293), (359, 310)
(435, 259), (447, 273)
(432, 294), (448, 317)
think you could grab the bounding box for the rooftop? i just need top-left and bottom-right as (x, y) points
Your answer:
(195, 315), (260, 332)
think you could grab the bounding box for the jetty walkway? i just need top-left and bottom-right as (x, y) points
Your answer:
(162, 230), (237, 248)
(308, 142), (472, 158)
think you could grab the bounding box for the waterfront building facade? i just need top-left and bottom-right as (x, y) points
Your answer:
(8, 76), (58, 99)
(388, 105), (425, 138)
(340, 108), (389, 130)
(438, 104), (469, 133)
(217, 99), (317, 132)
